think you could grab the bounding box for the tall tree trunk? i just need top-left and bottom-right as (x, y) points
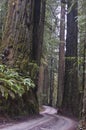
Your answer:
(0, 0), (45, 116)
(57, 0), (65, 108)
(32, 0), (46, 105)
(1, 0), (34, 67)
(62, 0), (79, 117)
(49, 57), (54, 106)
(38, 64), (44, 105)
(78, 0), (86, 125)
(32, 0), (46, 64)
(43, 66), (49, 104)
(32, 0), (41, 64)
(82, 39), (86, 121)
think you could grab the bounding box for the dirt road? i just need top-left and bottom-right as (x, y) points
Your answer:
(0, 106), (78, 130)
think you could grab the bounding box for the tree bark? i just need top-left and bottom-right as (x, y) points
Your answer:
(0, 0), (45, 115)
(43, 66), (49, 104)
(32, 0), (46, 64)
(82, 39), (86, 121)
(62, 0), (79, 117)
(57, 1), (65, 108)
(49, 57), (54, 106)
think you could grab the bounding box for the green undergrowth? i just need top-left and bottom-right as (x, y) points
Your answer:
(0, 64), (35, 99)
(0, 64), (39, 116)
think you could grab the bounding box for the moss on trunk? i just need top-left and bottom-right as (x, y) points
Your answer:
(0, 0), (39, 116)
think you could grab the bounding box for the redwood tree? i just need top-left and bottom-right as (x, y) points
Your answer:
(57, 0), (65, 108)
(62, 0), (79, 117)
(0, 0), (45, 116)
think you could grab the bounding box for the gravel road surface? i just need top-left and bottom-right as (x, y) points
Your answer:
(0, 106), (78, 130)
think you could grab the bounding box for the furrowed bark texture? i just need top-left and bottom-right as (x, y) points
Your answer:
(0, 0), (45, 116)
(62, 1), (79, 117)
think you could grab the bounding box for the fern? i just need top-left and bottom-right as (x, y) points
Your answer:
(0, 64), (35, 99)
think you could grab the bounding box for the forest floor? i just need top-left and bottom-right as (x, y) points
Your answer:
(0, 106), (78, 130)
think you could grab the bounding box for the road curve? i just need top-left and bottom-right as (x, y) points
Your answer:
(0, 106), (78, 130)
(40, 106), (78, 130)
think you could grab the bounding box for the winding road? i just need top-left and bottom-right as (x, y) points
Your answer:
(0, 106), (78, 130)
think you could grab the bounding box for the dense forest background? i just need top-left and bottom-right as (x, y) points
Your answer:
(0, 0), (86, 129)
